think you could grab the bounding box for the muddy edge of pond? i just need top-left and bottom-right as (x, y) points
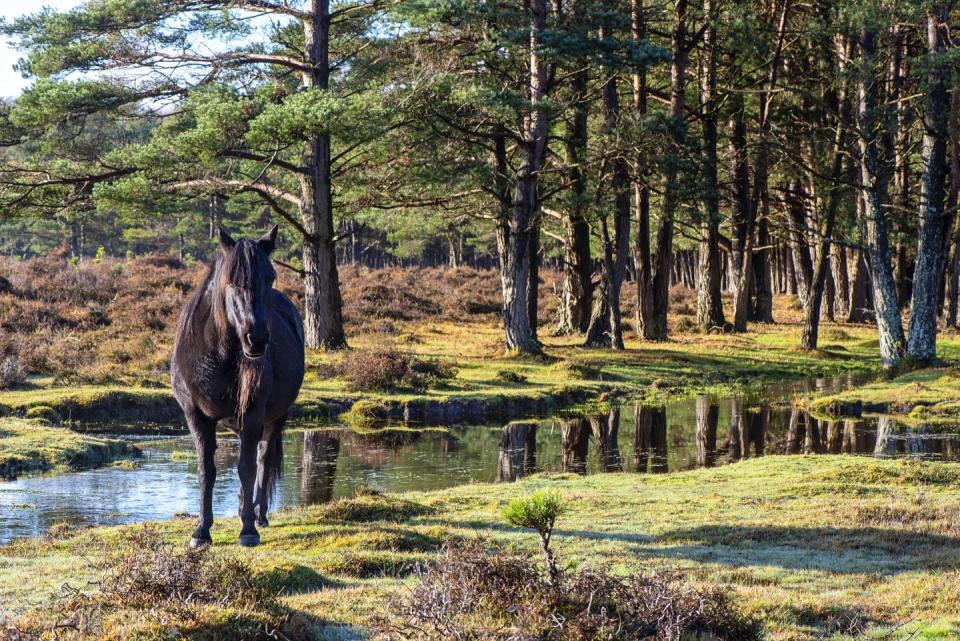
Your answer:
(0, 385), (610, 431)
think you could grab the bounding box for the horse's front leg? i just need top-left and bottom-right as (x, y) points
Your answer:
(237, 413), (264, 546)
(186, 408), (217, 548)
(254, 414), (287, 528)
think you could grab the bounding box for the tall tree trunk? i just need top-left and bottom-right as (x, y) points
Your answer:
(731, 0), (788, 331)
(892, 27), (914, 310)
(302, 0), (347, 350)
(556, 65), (594, 334)
(857, 26), (905, 369)
(907, 6), (951, 362)
(632, 0), (654, 339)
(586, 52), (630, 350)
(802, 37), (850, 350)
(946, 75), (960, 327)
(642, 0), (687, 341)
(696, 0), (725, 331)
(503, 0), (549, 354)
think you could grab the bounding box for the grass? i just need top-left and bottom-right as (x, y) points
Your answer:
(0, 417), (138, 478)
(2, 314), (936, 428)
(809, 365), (960, 425)
(2, 456), (960, 640)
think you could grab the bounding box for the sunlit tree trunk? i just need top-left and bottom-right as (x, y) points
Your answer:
(857, 26), (905, 369)
(503, 0), (549, 354)
(907, 6), (952, 362)
(302, 0), (347, 350)
(696, 0), (725, 331)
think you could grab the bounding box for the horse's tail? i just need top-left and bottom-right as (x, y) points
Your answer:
(262, 423), (284, 508)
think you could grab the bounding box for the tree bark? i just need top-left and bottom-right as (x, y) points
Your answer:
(857, 26), (905, 369)
(831, 241), (850, 319)
(801, 36), (850, 351)
(946, 73), (960, 327)
(302, 0), (347, 350)
(556, 65), (594, 334)
(632, 0), (654, 340)
(696, 0), (725, 331)
(907, 6), (951, 362)
(503, 0), (549, 354)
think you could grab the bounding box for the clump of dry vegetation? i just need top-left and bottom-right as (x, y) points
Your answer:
(373, 540), (761, 641)
(321, 347), (457, 392)
(0, 355), (27, 390)
(1, 526), (307, 641)
(0, 252), (524, 385)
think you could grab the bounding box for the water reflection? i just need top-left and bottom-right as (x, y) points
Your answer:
(300, 429), (340, 504)
(635, 406), (668, 474)
(497, 421), (537, 482)
(4, 374), (960, 543)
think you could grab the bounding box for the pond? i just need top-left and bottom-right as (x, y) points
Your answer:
(1, 373), (957, 543)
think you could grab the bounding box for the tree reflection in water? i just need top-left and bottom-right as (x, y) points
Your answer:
(497, 421), (538, 482)
(299, 429), (341, 504)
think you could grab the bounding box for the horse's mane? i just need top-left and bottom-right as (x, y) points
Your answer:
(177, 243), (272, 423)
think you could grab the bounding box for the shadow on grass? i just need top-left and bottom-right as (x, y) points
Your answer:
(650, 524), (960, 574)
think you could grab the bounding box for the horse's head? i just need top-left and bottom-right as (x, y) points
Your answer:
(216, 225), (278, 359)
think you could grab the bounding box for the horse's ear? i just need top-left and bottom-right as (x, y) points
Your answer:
(217, 226), (236, 251)
(259, 225), (279, 254)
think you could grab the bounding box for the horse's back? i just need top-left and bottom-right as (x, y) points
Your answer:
(265, 290), (305, 417)
(270, 290), (305, 350)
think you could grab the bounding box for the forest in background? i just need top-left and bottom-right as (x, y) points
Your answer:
(0, 0), (956, 369)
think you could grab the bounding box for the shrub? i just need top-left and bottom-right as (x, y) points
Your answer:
(503, 490), (567, 584)
(494, 369), (527, 384)
(555, 358), (605, 380)
(25, 405), (61, 424)
(0, 354), (27, 389)
(4, 525), (302, 641)
(332, 348), (455, 392)
(372, 540), (762, 641)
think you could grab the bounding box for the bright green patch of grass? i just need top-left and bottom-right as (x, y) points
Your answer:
(0, 417), (138, 478)
(809, 366), (960, 423)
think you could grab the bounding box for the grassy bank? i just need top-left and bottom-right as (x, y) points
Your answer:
(0, 418), (137, 478)
(2, 456), (959, 640)
(1, 318), (924, 428)
(809, 365), (960, 425)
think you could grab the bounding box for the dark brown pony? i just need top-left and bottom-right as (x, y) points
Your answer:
(172, 226), (304, 547)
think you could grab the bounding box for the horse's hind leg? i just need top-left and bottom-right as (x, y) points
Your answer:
(186, 408), (217, 548)
(254, 414), (286, 528)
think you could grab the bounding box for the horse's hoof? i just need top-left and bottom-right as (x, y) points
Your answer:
(190, 536), (212, 549)
(256, 517), (269, 528)
(238, 533), (261, 547)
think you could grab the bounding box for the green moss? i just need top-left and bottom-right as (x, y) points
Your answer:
(811, 367), (960, 423)
(0, 418), (138, 478)
(24, 405), (60, 424)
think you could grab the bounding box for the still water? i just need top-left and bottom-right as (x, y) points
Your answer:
(1, 375), (957, 543)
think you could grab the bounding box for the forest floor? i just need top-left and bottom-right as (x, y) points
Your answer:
(2, 455), (959, 640)
(0, 418), (136, 479)
(0, 316), (925, 429)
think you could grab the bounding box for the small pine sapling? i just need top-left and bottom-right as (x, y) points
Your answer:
(502, 490), (567, 585)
